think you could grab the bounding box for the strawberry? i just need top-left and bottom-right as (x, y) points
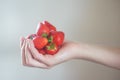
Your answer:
(36, 22), (50, 36)
(27, 34), (37, 40)
(44, 21), (56, 32)
(48, 31), (64, 46)
(33, 36), (48, 49)
(38, 49), (46, 55)
(45, 43), (58, 55)
(26, 20), (65, 55)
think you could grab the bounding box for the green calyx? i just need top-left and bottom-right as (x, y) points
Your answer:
(48, 36), (53, 43)
(42, 33), (48, 38)
(47, 43), (55, 50)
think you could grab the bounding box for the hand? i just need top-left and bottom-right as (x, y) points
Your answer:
(20, 37), (120, 69)
(20, 37), (79, 69)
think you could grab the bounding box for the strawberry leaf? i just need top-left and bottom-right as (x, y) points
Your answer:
(47, 43), (55, 50)
(48, 36), (53, 43)
(42, 33), (48, 38)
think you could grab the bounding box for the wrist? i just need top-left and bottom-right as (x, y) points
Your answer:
(73, 42), (89, 59)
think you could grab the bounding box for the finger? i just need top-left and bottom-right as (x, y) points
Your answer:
(28, 39), (50, 66)
(25, 39), (49, 68)
(24, 39), (33, 66)
(20, 37), (25, 48)
(21, 39), (26, 65)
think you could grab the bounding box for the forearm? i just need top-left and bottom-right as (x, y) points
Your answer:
(76, 43), (120, 69)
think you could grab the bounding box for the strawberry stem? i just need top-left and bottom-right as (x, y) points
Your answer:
(42, 33), (48, 38)
(47, 43), (55, 50)
(48, 36), (53, 43)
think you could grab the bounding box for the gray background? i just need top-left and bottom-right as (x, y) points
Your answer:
(0, 0), (120, 80)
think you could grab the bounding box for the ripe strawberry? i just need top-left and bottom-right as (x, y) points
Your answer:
(36, 22), (50, 36)
(38, 49), (46, 55)
(45, 43), (58, 55)
(27, 20), (65, 55)
(27, 34), (37, 40)
(48, 31), (64, 46)
(44, 21), (56, 32)
(33, 36), (48, 49)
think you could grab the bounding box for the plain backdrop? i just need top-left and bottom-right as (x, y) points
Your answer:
(0, 0), (120, 80)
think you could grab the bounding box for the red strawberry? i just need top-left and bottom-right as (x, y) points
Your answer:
(38, 49), (46, 55)
(48, 31), (64, 46)
(45, 43), (58, 55)
(33, 36), (48, 49)
(27, 34), (37, 40)
(36, 22), (50, 36)
(27, 21), (65, 55)
(44, 21), (56, 32)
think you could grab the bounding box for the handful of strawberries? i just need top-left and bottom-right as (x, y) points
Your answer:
(27, 21), (65, 55)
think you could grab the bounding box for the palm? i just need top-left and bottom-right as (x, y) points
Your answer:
(42, 42), (77, 66)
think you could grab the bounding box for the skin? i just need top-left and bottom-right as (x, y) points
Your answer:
(20, 37), (120, 69)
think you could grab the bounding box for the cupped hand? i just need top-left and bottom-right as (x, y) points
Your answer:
(20, 37), (79, 69)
